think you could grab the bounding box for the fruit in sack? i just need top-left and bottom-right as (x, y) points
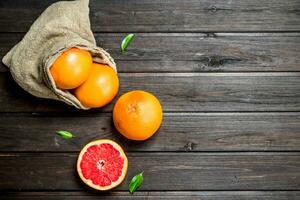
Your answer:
(74, 63), (119, 108)
(50, 48), (92, 89)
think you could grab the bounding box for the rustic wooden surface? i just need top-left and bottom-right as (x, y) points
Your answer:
(2, 33), (300, 73)
(0, 0), (300, 199)
(1, 153), (300, 190)
(2, 191), (300, 200)
(1, 0), (300, 32)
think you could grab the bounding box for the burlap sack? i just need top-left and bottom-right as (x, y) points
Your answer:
(2, 0), (116, 109)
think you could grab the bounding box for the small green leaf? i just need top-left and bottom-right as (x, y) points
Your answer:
(56, 130), (74, 139)
(121, 33), (135, 53)
(129, 171), (144, 194)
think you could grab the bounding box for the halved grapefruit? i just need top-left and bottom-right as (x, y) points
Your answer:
(77, 139), (128, 191)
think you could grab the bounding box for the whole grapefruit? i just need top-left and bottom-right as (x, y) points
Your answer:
(50, 48), (92, 90)
(113, 90), (163, 141)
(74, 63), (119, 108)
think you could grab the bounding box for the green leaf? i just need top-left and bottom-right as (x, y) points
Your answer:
(129, 171), (144, 194)
(121, 33), (135, 53)
(56, 130), (74, 139)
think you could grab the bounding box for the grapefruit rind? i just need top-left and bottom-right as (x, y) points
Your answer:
(77, 139), (128, 191)
(113, 90), (163, 141)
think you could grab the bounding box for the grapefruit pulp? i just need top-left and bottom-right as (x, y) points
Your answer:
(77, 139), (128, 191)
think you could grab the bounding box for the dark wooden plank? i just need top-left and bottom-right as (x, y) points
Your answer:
(1, 112), (300, 152)
(2, 191), (300, 200)
(0, 72), (300, 112)
(96, 33), (300, 72)
(0, 0), (300, 32)
(2, 33), (300, 72)
(0, 153), (299, 190)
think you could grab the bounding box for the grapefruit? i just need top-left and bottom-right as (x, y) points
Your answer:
(113, 90), (163, 141)
(77, 139), (128, 191)
(50, 48), (92, 89)
(74, 63), (119, 108)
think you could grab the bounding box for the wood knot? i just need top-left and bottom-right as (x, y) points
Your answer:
(205, 33), (217, 38)
(203, 55), (223, 67)
(208, 6), (218, 13)
(184, 142), (195, 151)
(200, 55), (243, 69)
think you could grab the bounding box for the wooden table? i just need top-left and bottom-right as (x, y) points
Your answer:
(1, 0), (300, 199)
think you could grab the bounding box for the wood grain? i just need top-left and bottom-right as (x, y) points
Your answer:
(0, 0), (300, 32)
(2, 191), (300, 200)
(1, 112), (300, 152)
(0, 153), (299, 190)
(0, 72), (300, 112)
(1, 0), (300, 197)
(1, 33), (300, 72)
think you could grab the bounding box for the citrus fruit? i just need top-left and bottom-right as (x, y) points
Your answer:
(74, 63), (119, 108)
(113, 90), (163, 141)
(77, 139), (128, 191)
(50, 48), (92, 89)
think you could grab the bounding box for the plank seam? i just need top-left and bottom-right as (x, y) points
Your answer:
(2, 31), (300, 34)
(2, 111), (300, 115)
(1, 152), (300, 155)
(1, 189), (300, 192)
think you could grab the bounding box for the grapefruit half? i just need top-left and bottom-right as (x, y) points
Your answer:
(77, 139), (128, 191)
